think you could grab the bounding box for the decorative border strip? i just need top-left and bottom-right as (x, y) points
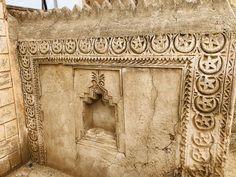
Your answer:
(17, 33), (235, 176)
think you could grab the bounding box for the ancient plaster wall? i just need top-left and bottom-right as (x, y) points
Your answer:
(0, 1), (29, 176)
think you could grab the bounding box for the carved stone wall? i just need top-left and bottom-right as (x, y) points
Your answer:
(15, 32), (235, 176)
(7, 0), (236, 177)
(0, 0), (28, 176)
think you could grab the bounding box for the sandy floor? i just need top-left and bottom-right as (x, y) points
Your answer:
(6, 162), (72, 177)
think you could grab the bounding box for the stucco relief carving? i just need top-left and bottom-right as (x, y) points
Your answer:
(17, 32), (235, 176)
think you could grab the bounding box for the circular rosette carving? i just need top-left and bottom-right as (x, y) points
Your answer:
(196, 76), (220, 95)
(193, 114), (215, 130)
(174, 34), (196, 53)
(28, 41), (38, 55)
(194, 96), (218, 113)
(79, 38), (92, 54)
(25, 94), (34, 106)
(18, 42), (27, 55)
(199, 55), (222, 74)
(151, 34), (170, 53)
(111, 37), (127, 54)
(21, 56), (30, 68)
(27, 118), (37, 130)
(130, 36), (147, 54)
(26, 106), (35, 118)
(94, 37), (108, 54)
(39, 41), (50, 54)
(23, 82), (33, 94)
(65, 39), (77, 54)
(192, 147), (211, 163)
(22, 69), (32, 81)
(201, 33), (226, 53)
(52, 40), (63, 54)
(28, 129), (38, 141)
(193, 132), (213, 147)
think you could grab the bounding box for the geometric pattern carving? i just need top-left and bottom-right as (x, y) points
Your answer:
(17, 32), (236, 176)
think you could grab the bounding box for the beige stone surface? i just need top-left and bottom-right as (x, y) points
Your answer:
(0, 156), (11, 176)
(5, 119), (18, 138)
(39, 66), (181, 176)
(0, 55), (10, 72)
(0, 36), (8, 53)
(6, 162), (73, 177)
(0, 124), (5, 141)
(0, 104), (16, 124)
(0, 88), (14, 107)
(0, 71), (12, 90)
(0, 19), (6, 36)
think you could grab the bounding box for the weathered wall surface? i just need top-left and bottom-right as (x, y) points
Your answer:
(0, 0), (29, 176)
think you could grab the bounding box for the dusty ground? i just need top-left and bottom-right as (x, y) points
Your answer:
(6, 162), (72, 177)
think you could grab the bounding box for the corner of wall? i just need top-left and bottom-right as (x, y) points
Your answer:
(0, 0), (30, 176)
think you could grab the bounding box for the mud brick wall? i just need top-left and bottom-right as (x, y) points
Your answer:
(0, 1), (22, 176)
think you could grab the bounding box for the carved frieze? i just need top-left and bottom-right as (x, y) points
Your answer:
(17, 32), (235, 176)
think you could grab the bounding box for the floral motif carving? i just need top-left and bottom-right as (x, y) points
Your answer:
(39, 41), (50, 54)
(65, 39), (76, 54)
(201, 33), (226, 53)
(194, 96), (218, 113)
(52, 40), (63, 54)
(94, 37), (108, 54)
(193, 132), (213, 147)
(79, 38), (92, 54)
(130, 36), (147, 54)
(196, 76), (220, 95)
(174, 34), (196, 53)
(29, 41), (38, 55)
(151, 34), (170, 53)
(18, 42), (27, 55)
(199, 55), (222, 74)
(192, 147), (211, 163)
(111, 37), (127, 54)
(193, 114), (215, 130)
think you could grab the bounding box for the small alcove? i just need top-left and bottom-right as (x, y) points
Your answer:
(79, 72), (118, 149)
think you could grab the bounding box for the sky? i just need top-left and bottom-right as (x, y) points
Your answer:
(6, 0), (82, 9)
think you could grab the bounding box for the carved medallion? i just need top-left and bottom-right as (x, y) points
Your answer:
(25, 94), (34, 106)
(39, 41), (50, 54)
(196, 76), (220, 95)
(130, 36), (147, 54)
(111, 37), (127, 54)
(193, 132), (213, 147)
(18, 42), (27, 55)
(79, 38), (92, 54)
(193, 114), (215, 130)
(201, 33), (226, 53)
(26, 106), (35, 118)
(174, 34), (196, 53)
(94, 37), (108, 54)
(21, 56), (30, 68)
(151, 34), (170, 53)
(52, 40), (63, 54)
(199, 55), (222, 74)
(192, 147), (211, 163)
(22, 68), (32, 81)
(65, 39), (76, 54)
(194, 96), (218, 113)
(29, 41), (38, 55)
(23, 82), (33, 94)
